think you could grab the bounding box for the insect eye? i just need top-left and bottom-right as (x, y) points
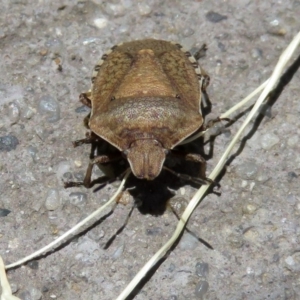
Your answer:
(176, 94), (181, 99)
(111, 96), (116, 101)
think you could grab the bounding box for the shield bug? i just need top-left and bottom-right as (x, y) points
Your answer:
(66, 39), (216, 188)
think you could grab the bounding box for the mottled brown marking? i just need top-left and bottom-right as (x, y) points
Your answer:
(84, 39), (208, 180)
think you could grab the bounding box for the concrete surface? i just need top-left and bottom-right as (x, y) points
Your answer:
(1, 0), (300, 299)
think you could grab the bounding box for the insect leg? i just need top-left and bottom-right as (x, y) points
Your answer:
(79, 91), (92, 107)
(168, 151), (219, 187)
(194, 43), (208, 60)
(72, 131), (99, 147)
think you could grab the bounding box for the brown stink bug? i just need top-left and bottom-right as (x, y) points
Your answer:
(66, 39), (219, 188)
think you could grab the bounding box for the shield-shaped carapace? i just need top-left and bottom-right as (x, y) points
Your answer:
(67, 39), (211, 188)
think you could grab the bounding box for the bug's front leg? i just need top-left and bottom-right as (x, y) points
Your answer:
(64, 153), (122, 189)
(72, 131), (100, 147)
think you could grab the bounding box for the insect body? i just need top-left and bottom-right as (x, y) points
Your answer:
(67, 39), (211, 187)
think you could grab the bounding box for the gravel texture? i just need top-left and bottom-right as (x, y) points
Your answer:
(1, 1), (300, 299)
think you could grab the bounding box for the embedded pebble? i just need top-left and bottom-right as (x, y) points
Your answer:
(242, 204), (257, 215)
(0, 208), (11, 217)
(8, 102), (20, 124)
(38, 95), (60, 123)
(195, 262), (209, 278)
(55, 161), (72, 180)
(23, 106), (36, 120)
(235, 160), (258, 180)
(169, 197), (188, 215)
(138, 3), (152, 15)
(179, 233), (199, 250)
(75, 105), (90, 114)
(146, 227), (162, 236)
(287, 172), (298, 182)
(260, 133), (280, 150)
(76, 237), (101, 263)
(112, 243), (125, 260)
(251, 48), (263, 59)
(206, 11), (227, 23)
(182, 27), (195, 37)
(29, 287), (42, 300)
(243, 228), (259, 242)
(285, 253), (300, 272)
(45, 189), (61, 211)
(227, 233), (243, 248)
(93, 18), (108, 29)
(195, 280), (209, 298)
(27, 146), (38, 162)
(0, 135), (19, 152)
(82, 37), (101, 45)
(27, 260), (39, 270)
(69, 192), (87, 208)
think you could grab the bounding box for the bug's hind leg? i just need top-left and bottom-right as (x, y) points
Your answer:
(168, 151), (220, 188)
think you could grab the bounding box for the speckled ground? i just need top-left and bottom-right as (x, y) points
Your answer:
(1, 1), (300, 300)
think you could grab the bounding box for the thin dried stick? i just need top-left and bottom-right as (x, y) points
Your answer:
(0, 256), (21, 300)
(5, 169), (131, 270)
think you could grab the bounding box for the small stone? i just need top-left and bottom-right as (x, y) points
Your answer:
(287, 171), (298, 182)
(0, 135), (19, 152)
(74, 160), (82, 167)
(227, 233), (243, 248)
(0, 208), (11, 217)
(206, 11), (227, 23)
(8, 102), (20, 124)
(195, 262), (209, 277)
(195, 280), (209, 298)
(179, 233), (199, 250)
(38, 95), (60, 123)
(243, 228), (259, 242)
(27, 146), (38, 162)
(112, 243), (125, 260)
(288, 253), (300, 272)
(27, 260), (39, 270)
(39, 49), (48, 56)
(69, 192), (87, 208)
(242, 204), (257, 215)
(75, 105), (90, 114)
(55, 161), (71, 180)
(251, 48), (263, 59)
(260, 133), (279, 150)
(182, 27), (194, 37)
(146, 227), (162, 236)
(29, 287), (42, 300)
(93, 18), (108, 29)
(45, 189), (61, 211)
(23, 106), (35, 119)
(138, 2), (152, 15)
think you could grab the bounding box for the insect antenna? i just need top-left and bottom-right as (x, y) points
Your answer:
(163, 166), (220, 188)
